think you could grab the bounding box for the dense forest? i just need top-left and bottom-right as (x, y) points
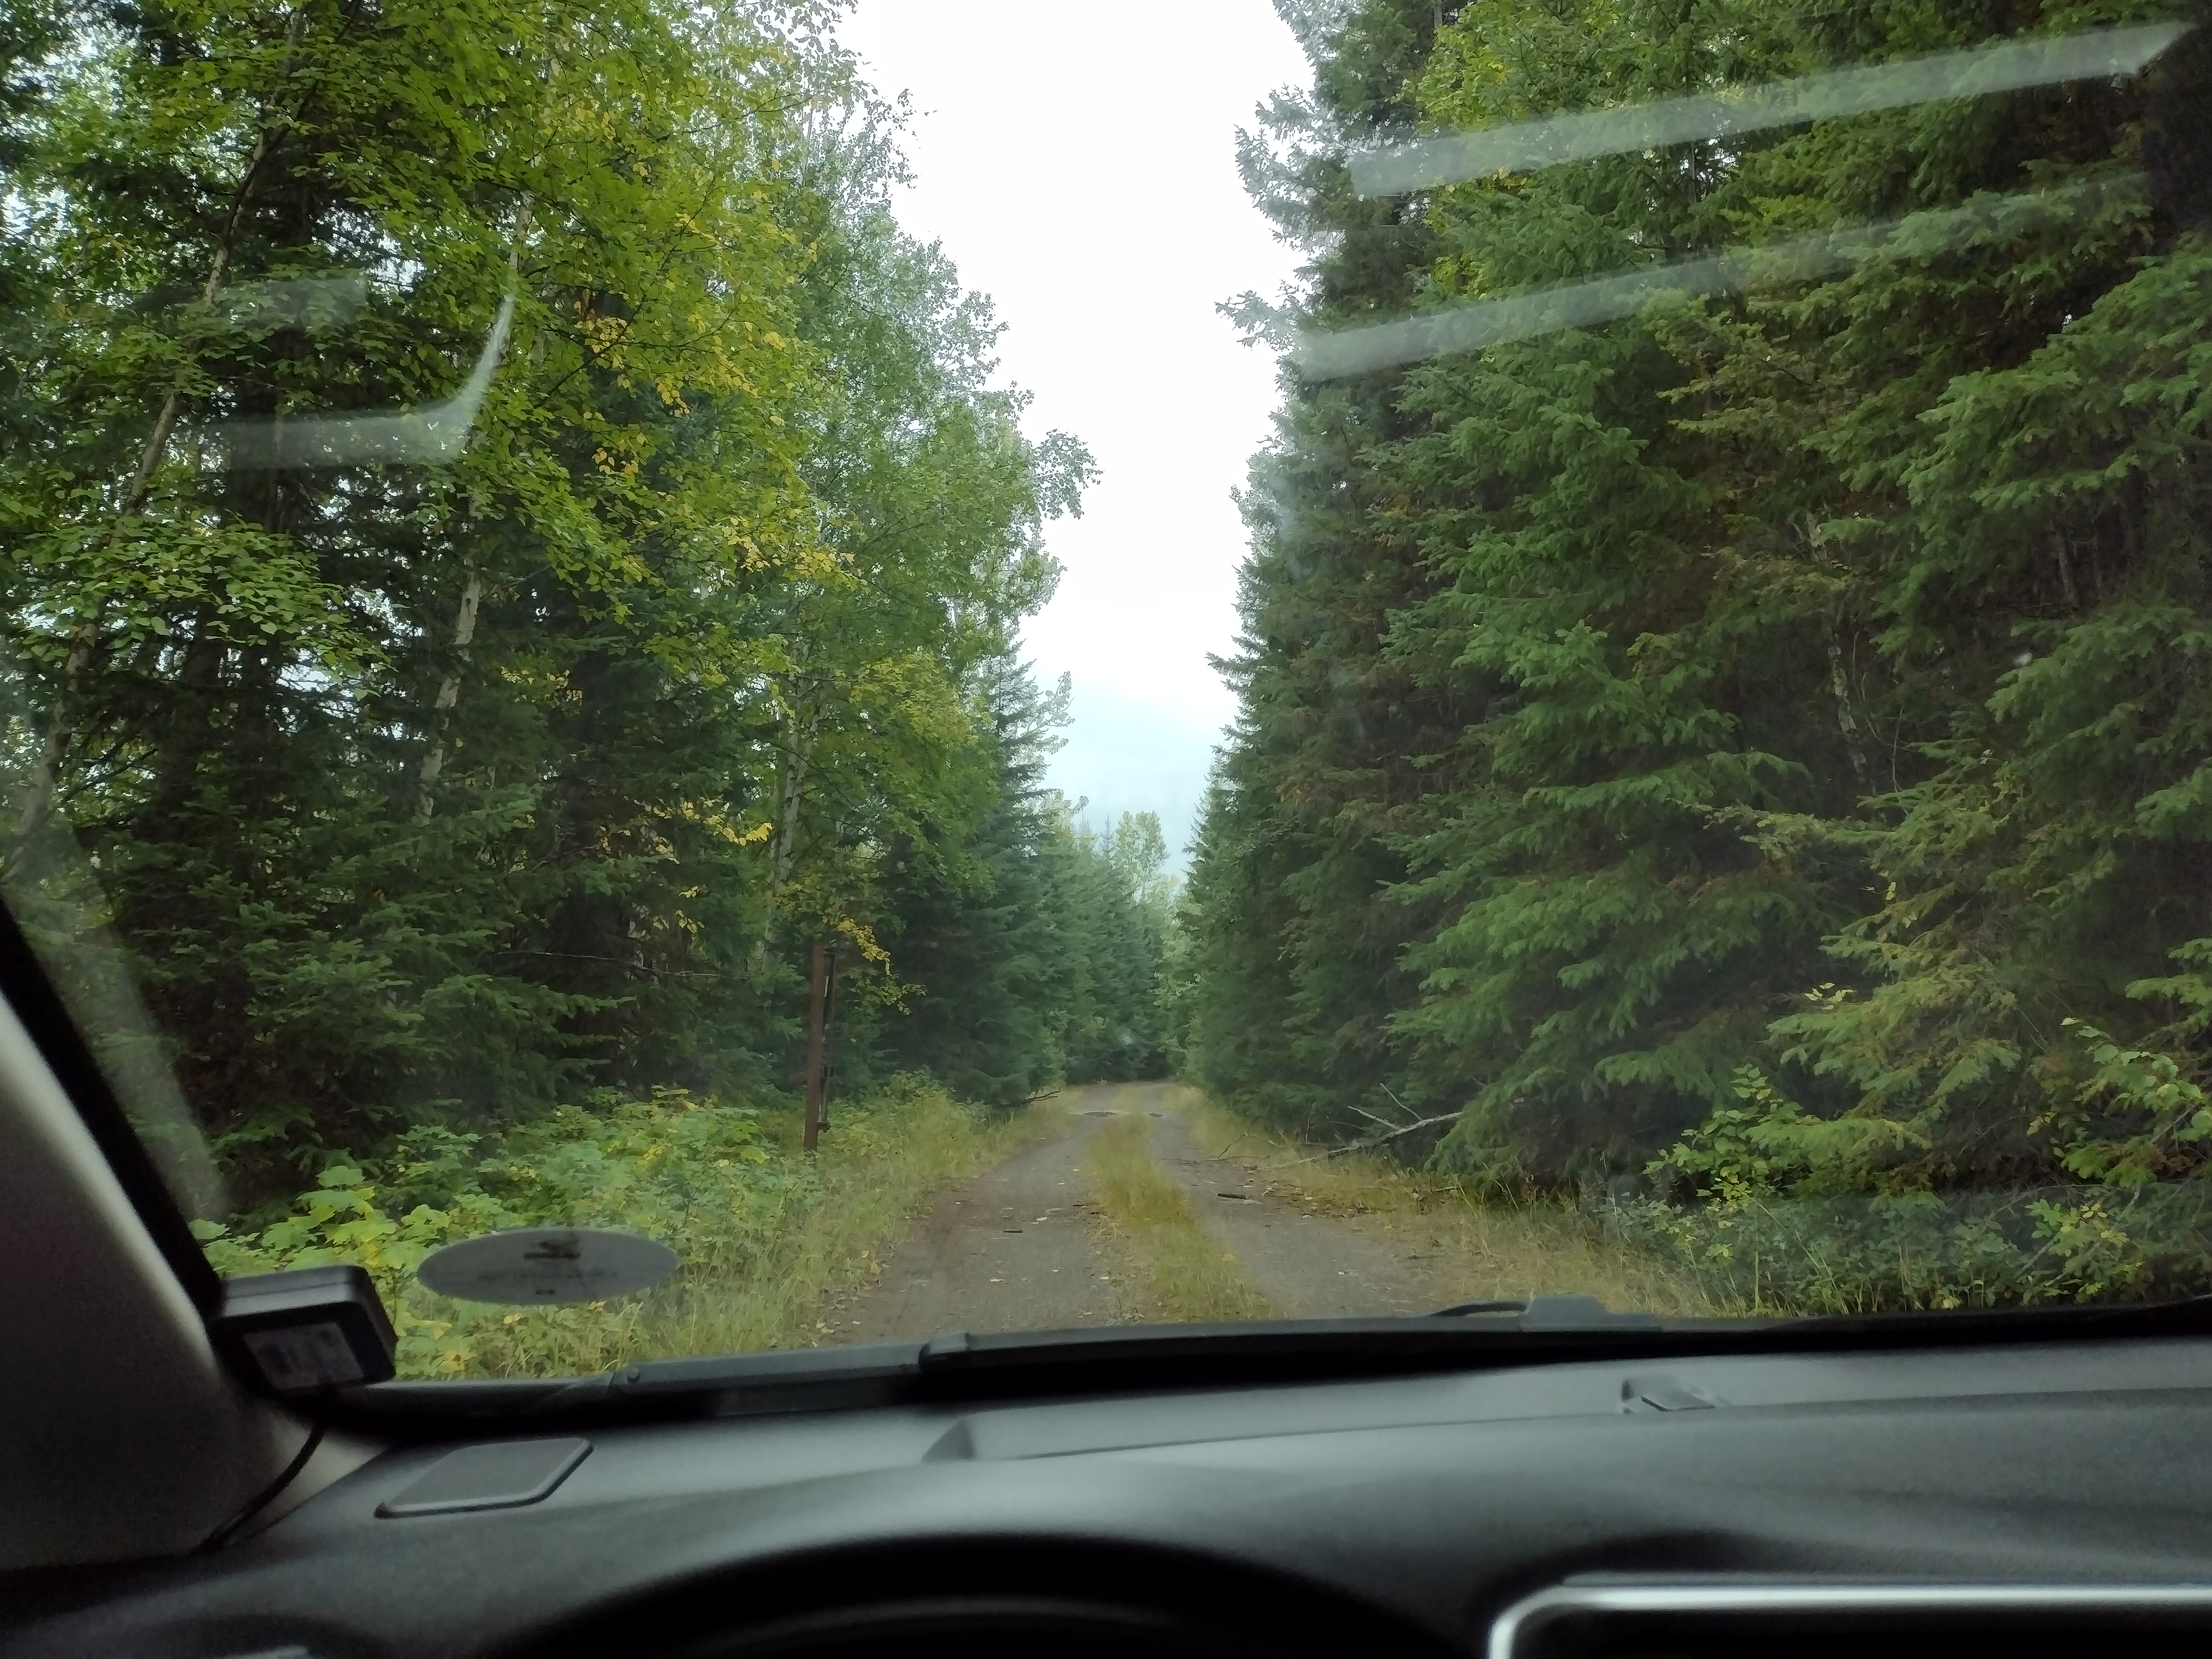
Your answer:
(1172, 0), (2212, 1303)
(0, 0), (1171, 1221)
(8, 0), (2212, 1325)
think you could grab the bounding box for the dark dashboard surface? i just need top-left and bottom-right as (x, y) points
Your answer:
(7, 1336), (2212, 1658)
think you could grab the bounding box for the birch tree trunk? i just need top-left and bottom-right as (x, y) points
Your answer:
(414, 566), (485, 822)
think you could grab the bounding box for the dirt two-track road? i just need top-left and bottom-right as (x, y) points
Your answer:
(828, 1081), (1459, 1340)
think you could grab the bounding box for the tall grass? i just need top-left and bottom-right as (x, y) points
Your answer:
(1173, 1089), (1716, 1318)
(202, 1081), (1063, 1379)
(1084, 1113), (1278, 1322)
(629, 1093), (1065, 1361)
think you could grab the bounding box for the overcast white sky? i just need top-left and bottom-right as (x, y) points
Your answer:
(834, 3), (1312, 860)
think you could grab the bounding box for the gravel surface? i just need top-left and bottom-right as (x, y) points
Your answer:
(1136, 1085), (1444, 1316)
(827, 1081), (1454, 1338)
(828, 1088), (1134, 1341)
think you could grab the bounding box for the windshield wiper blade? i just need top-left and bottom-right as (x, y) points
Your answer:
(905, 1313), (1691, 1379)
(1430, 1294), (1663, 1331)
(324, 1296), (2212, 1433)
(331, 1315), (1708, 1427)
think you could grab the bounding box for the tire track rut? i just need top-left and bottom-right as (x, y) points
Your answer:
(827, 1081), (1447, 1338)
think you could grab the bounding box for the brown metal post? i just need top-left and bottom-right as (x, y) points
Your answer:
(802, 941), (827, 1153)
(818, 943), (839, 1131)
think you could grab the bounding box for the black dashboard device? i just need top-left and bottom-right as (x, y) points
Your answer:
(209, 1264), (399, 1394)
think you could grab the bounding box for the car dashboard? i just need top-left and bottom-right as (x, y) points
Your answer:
(5, 1334), (2212, 1659)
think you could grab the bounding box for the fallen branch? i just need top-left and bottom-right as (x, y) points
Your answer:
(1272, 1110), (1464, 1168)
(1345, 1100), (1405, 1131)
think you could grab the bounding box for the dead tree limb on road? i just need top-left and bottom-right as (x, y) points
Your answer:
(1272, 1111), (1464, 1168)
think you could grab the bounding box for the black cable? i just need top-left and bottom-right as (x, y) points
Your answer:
(195, 1419), (326, 1554)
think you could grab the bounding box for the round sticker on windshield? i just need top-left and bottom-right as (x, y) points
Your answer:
(418, 1228), (677, 1305)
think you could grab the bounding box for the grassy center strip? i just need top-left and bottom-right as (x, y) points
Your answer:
(1083, 1112), (1277, 1323)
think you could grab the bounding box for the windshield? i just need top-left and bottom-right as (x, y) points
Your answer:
(3, 0), (2208, 1380)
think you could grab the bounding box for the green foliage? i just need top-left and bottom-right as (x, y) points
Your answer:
(1615, 1050), (2212, 1311)
(192, 1087), (799, 1375)
(1055, 808), (1176, 1083)
(0, 0), (1148, 1233)
(1178, 0), (2212, 1307)
(2039, 1019), (2212, 1184)
(1649, 1064), (1933, 1201)
(870, 669), (1175, 1103)
(1173, 0), (1453, 1142)
(192, 1078), (1024, 1377)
